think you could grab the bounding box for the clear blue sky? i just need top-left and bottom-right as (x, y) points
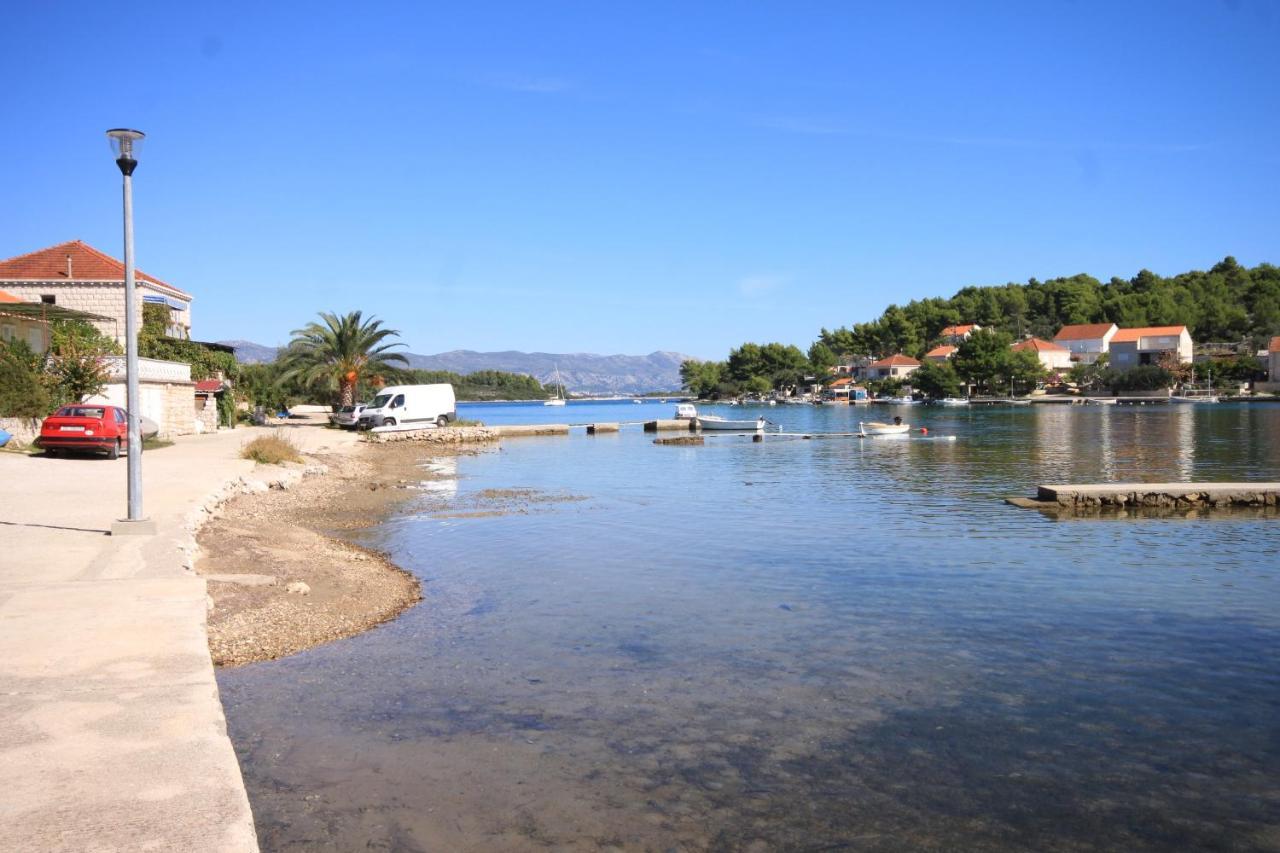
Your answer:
(3, 1), (1277, 360)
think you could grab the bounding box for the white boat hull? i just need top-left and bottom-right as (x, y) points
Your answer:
(696, 416), (766, 431)
(860, 421), (910, 436)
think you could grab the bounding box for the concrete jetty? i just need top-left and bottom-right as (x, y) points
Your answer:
(1025, 482), (1280, 509)
(491, 423), (571, 437)
(587, 423), (619, 434)
(654, 435), (703, 445)
(644, 419), (693, 432)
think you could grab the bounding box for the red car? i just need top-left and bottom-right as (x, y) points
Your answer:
(39, 404), (132, 459)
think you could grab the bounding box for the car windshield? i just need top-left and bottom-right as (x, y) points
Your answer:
(57, 407), (105, 419)
(368, 393), (392, 409)
(339, 405), (355, 413)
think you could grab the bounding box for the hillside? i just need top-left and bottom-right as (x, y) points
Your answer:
(817, 256), (1280, 359)
(218, 343), (693, 394)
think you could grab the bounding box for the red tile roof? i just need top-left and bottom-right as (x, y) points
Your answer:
(1270, 336), (1280, 353)
(940, 324), (978, 337)
(0, 240), (189, 298)
(870, 353), (921, 368)
(1110, 325), (1188, 343)
(194, 380), (224, 393)
(0, 289), (21, 303)
(1054, 323), (1117, 341)
(925, 344), (957, 358)
(1011, 337), (1068, 353)
(828, 377), (852, 387)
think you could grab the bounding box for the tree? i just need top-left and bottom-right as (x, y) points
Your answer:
(1067, 354), (1109, 391)
(807, 341), (838, 374)
(951, 328), (1016, 394)
(44, 319), (116, 406)
(680, 359), (724, 398)
(0, 340), (50, 417)
(1008, 349), (1048, 394)
(278, 311), (409, 406)
(911, 361), (964, 399)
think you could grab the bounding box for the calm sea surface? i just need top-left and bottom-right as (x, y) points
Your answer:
(219, 401), (1280, 852)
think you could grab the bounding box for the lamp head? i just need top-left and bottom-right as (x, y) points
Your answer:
(106, 129), (145, 175)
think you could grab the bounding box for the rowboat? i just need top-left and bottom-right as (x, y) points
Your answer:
(859, 420), (910, 437)
(696, 415), (767, 431)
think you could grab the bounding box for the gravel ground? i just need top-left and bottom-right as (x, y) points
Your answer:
(197, 440), (451, 667)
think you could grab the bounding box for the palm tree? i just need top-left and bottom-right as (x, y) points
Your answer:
(278, 311), (409, 406)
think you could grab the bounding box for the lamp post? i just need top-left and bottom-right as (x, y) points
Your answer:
(107, 128), (153, 534)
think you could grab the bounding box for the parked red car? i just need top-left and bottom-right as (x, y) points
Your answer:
(38, 404), (132, 459)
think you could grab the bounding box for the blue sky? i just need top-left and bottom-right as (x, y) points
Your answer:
(3, 1), (1278, 360)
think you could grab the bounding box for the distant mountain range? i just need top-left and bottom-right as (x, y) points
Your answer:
(218, 341), (693, 394)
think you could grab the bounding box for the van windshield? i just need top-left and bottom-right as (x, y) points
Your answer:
(368, 393), (392, 409)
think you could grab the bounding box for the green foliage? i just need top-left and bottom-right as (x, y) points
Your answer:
(726, 342), (809, 391)
(0, 339), (50, 417)
(217, 388), (237, 428)
(807, 341), (838, 373)
(1104, 365), (1174, 392)
(401, 368), (546, 401)
(140, 304), (237, 381)
(44, 319), (117, 407)
(1066, 354), (1109, 391)
(950, 329), (1014, 393)
(1201, 355), (1265, 383)
(278, 310), (409, 406)
(817, 258), (1280, 359)
(912, 361), (964, 399)
(680, 359), (725, 398)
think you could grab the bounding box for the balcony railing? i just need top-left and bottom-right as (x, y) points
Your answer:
(101, 356), (192, 383)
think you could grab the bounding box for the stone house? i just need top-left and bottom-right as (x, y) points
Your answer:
(939, 324), (980, 344)
(1108, 326), (1194, 368)
(924, 344), (956, 363)
(0, 240), (193, 347)
(868, 354), (922, 380)
(1010, 337), (1073, 372)
(1053, 323), (1118, 364)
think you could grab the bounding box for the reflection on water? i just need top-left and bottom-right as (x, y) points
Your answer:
(219, 404), (1280, 851)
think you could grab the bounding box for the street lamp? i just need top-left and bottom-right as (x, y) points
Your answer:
(106, 128), (154, 535)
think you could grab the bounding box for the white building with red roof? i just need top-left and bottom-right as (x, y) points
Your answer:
(1108, 326), (1193, 367)
(868, 353), (921, 380)
(0, 240), (192, 347)
(939, 324), (980, 344)
(1053, 323), (1118, 364)
(924, 344), (957, 363)
(1010, 337), (1073, 372)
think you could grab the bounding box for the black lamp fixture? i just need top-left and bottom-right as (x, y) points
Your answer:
(106, 128), (145, 176)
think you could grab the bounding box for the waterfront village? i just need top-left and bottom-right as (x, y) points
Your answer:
(3, 237), (1280, 852)
(5, 241), (1280, 448)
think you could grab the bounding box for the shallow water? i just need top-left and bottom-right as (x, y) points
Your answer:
(219, 403), (1280, 851)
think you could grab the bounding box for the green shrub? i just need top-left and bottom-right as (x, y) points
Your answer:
(1105, 365), (1173, 392)
(0, 340), (50, 417)
(240, 433), (302, 465)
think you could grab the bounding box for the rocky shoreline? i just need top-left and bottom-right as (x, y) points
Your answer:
(195, 438), (462, 667)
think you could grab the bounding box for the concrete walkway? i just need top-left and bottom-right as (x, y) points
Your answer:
(0, 424), (358, 852)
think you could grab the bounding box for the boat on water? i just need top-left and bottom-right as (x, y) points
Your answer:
(695, 415), (767, 431)
(860, 420), (911, 436)
(544, 364), (567, 406)
(936, 397), (969, 406)
(674, 403), (698, 420)
(1170, 394), (1220, 403)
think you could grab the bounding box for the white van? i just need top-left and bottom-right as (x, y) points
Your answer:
(357, 384), (457, 430)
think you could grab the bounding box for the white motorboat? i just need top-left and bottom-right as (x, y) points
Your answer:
(860, 420), (911, 437)
(695, 415), (766, 431)
(1170, 394), (1220, 403)
(674, 403), (698, 420)
(544, 364), (567, 406)
(936, 398), (969, 406)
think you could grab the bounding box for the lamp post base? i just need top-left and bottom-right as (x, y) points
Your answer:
(111, 518), (157, 536)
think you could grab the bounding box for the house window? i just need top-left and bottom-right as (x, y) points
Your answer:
(28, 326), (43, 350)
(0, 324), (15, 343)
(40, 294), (56, 304)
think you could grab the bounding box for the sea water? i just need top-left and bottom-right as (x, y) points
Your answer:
(218, 402), (1280, 851)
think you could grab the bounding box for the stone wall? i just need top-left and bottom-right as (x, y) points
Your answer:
(0, 281), (192, 346)
(0, 417), (42, 447)
(196, 397), (219, 433)
(92, 380), (199, 439)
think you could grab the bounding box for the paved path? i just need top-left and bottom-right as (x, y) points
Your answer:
(0, 424), (358, 852)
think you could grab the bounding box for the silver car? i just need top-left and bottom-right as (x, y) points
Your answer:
(329, 403), (366, 428)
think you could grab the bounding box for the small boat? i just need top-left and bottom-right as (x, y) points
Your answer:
(859, 420), (910, 436)
(674, 403), (698, 420)
(696, 415), (766, 431)
(1170, 394), (1220, 403)
(544, 364), (567, 406)
(936, 398), (969, 406)
(633, 399), (643, 404)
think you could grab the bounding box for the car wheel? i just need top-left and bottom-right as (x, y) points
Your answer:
(436, 415), (448, 428)
(384, 418), (396, 427)
(107, 439), (120, 460)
